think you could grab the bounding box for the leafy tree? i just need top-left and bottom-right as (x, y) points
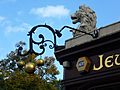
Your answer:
(4, 71), (58, 90)
(0, 41), (61, 90)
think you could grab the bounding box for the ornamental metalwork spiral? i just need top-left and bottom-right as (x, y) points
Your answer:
(17, 24), (99, 56)
(17, 24), (62, 56)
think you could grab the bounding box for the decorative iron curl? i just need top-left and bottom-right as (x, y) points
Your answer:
(17, 24), (62, 56)
(17, 24), (99, 57)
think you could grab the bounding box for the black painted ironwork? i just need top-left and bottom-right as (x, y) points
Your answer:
(58, 26), (99, 38)
(18, 24), (62, 56)
(18, 24), (99, 56)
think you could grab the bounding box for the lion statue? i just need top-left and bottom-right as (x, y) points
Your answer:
(71, 5), (97, 37)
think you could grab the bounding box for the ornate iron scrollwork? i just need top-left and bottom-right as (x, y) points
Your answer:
(18, 24), (99, 56)
(18, 24), (62, 56)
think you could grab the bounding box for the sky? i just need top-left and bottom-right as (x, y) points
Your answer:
(0, 0), (120, 79)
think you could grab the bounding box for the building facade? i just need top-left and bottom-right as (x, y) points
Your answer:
(55, 21), (120, 90)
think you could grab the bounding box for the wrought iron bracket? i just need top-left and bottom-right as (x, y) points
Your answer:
(18, 24), (99, 57)
(58, 26), (99, 38)
(18, 24), (62, 56)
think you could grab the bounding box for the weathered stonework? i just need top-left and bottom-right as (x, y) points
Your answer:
(66, 21), (120, 49)
(71, 5), (97, 37)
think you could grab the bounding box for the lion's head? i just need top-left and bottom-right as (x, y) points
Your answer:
(71, 5), (96, 27)
(71, 5), (97, 36)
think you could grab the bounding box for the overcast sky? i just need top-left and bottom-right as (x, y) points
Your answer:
(0, 0), (120, 79)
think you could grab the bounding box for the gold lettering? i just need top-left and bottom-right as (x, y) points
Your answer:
(93, 55), (103, 71)
(105, 55), (113, 68)
(115, 54), (120, 65)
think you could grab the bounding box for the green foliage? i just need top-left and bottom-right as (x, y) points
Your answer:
(3, 71), (58, 90)
(0, 41), (61, 90)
